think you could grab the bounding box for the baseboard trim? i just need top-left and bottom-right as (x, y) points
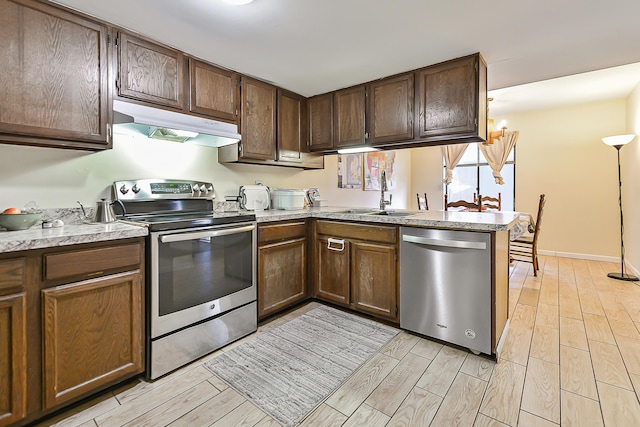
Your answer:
(537, 250), (618, 263)
(536, 250), (639, 281)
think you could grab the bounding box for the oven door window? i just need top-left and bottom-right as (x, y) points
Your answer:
(157, 229), (253, 316)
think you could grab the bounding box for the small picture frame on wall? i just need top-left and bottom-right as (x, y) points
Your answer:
(337, 154), (363, 189)
(364, 151), (396, 191)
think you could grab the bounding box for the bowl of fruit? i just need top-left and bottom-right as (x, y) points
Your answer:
(0, 207), (43, 231)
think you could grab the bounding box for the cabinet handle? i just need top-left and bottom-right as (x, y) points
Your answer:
(327, 238), (345, 252)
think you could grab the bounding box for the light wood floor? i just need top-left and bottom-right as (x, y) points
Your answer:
(38, 256), (640, 426)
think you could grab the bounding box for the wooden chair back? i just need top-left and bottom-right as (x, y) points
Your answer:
(510, 194), (546, 276)
(444, 194), (482, 211)
(474, 192), (502, 210)
(531, 194), (546, 245)
(416, 193), (429, 210)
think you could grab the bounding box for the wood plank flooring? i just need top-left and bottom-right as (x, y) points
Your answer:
(37, 256), (640, 426)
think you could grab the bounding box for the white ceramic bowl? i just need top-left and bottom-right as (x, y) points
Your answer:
(0, 212), (43, 231)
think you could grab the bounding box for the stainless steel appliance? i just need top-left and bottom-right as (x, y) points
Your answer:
(113, 179), (257, 379)
(400, 227), (492, 355)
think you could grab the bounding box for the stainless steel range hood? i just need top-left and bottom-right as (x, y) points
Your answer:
(112, 100), (241, 147)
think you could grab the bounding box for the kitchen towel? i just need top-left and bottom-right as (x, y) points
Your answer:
(204, 305), (399, 426)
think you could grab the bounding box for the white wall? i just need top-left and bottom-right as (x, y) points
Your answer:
(492, 99), (627, 260)
(409, 145), (445, 210)
(624, 81), (640, 276)
(0, 133), (412, 211)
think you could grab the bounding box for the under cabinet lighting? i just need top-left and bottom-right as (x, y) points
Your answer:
(224, 0), (254, 5)
(337, 146), (379, 154)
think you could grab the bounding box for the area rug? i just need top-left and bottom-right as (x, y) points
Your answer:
(204, 305), (399, 426)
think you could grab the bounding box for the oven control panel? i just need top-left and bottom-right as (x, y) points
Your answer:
(114, 179), (215, 200)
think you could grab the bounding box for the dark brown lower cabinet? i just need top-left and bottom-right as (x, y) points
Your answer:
(41, 271), (143, 409)
(0, 293), (27, 427)
(316, 236), (350, 305)
(314, 220), (399, 322)
(351, 242), (397, 320)
(257, 222), (308, 319)
(0, 238), (145, 427)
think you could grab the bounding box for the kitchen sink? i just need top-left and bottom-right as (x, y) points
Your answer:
(366, 211), (415, 217)
(337, 209), (416, 217)
(340, 209), (380, 214)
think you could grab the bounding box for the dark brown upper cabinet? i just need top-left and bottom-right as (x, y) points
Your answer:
(239, 76), (277, 160)
(0, 0), (110, 150)
(277, 89), (306, 163)
(308, 93), (334, 152)
(333, 85), (367, 148)
(117, 32), (185, 110)
(189, 59), (239, 123)
(367, 73), (414, 144)
(416, 53), (487, 142)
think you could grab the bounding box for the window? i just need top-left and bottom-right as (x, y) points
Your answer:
(444, 143), (515, 210)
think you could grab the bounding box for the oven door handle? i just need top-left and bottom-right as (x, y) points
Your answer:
(159, 224), (256, 243)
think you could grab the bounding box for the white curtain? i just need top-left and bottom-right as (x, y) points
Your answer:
(441, 143), (470, 184)
(479, 131), (519, 185)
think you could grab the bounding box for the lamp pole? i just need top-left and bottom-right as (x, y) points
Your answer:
(603, 135), (638, 281)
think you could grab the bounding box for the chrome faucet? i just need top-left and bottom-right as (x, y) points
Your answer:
(379, 170), (392, 211)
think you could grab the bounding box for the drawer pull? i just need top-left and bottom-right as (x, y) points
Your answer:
(327, 238), (345, 252)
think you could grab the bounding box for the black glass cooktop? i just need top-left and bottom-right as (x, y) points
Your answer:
(122, 211), (256, 231)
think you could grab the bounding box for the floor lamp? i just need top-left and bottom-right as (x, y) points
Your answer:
(602, 134), (638, 281)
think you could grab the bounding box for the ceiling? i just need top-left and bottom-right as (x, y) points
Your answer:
(52, 0), (640, 115)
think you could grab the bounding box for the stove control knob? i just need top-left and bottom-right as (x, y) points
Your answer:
(119, 185), (129, 195)
(192, 184), (200, 194)
(205, 185), (213, 193)
(132, 184), (140, 194)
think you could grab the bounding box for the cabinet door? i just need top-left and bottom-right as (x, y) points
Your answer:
(277, 89), (306, 163)
(189, 59), (238, 122)
(333, 85), (366, 148)
(258, 238), (306, 319)
(240, 77), (277, 160)
(0, 293), (26, 427)
(368, 73), (414, 144)
(117, 32), (185, 109)
(416, 54), (480, 139)
(0, 0), (110, 149)
(351, 242), (398, 321)
(308, 93), (333, 151)
(316, 236), (350, 305)
(42, 271), (143, 409)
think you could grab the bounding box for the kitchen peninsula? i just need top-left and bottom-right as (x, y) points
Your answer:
(0, 207), (518, 427)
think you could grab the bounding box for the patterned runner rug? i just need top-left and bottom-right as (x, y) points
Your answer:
(204, 305), (399, 426)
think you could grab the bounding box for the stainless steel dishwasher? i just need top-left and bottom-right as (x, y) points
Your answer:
(400, 227), (492, 355)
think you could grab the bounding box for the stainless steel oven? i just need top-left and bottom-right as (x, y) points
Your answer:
(113, 179), (258, 379)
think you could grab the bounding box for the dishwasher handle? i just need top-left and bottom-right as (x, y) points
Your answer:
(327, 238), (346, 252)
(402, 234), (486, 250)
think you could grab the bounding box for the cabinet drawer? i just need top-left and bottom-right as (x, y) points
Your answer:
(316, 220), (397, 244)
(259, 221), (306, 245)
(44, 243), (142, 282)
(0, 258), (26, 292)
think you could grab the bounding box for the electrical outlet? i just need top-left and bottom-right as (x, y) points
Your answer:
(255, 180), (264, 185)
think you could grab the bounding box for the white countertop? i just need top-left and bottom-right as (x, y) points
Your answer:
(254, 206), (521, 231)
(0, 207), (521, 254)
(0, 222), (148, 254)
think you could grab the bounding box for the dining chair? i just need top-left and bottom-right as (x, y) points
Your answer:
(474, 192), (501, 210)
(510, 194), (546, 276)
(416, 193), (429, 210)
(444, 194), (482, 211)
